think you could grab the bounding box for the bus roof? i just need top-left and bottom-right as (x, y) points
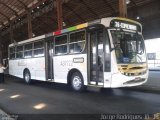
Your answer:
(9, 17), (142, 47)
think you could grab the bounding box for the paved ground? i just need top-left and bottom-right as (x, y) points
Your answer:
(0, 71), (160, 120)
(144, 71), (160, 88)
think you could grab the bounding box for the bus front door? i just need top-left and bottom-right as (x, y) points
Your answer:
(89, 29), (104, 86)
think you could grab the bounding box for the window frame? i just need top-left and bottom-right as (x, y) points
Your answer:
(24, 43), (33, 58)
(68, 29), (86, 54)
(15, 45), (24, 59)
(33, 40), (45, 57)
(9, 39), (45, 60)
(54, 34), (68, 56)
(24, 43), (33, 51)
(9, 46), (16, 60)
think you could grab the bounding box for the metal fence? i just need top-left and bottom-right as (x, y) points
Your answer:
(147, 53), (160, 70)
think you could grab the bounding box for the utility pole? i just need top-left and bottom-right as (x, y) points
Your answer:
(56, 0), (63, 30)
(119, 0), (127, 17)
(0, 35), (2, 63)
(27, 10), (33, 38)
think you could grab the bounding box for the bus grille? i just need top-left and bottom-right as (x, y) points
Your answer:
(123, 78), (146, 85)
(122, 71), (147, 76)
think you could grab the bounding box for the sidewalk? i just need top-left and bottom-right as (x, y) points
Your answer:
(0, 109), (17, 120)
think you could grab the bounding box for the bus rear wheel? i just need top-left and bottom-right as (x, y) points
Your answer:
(71, 72), (86, 92)
(24, 70), (31, 84)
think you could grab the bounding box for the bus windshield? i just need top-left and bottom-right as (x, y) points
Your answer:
(111, 30), (146, 64)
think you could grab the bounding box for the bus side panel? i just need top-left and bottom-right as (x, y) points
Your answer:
(53, 54), (88, 85)
(9, 60), (24, 78)
(31, 57), (46, 81)
(9, 57), (46, 81)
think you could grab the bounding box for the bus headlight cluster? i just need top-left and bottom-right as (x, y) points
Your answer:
(122, 73), (132, 76)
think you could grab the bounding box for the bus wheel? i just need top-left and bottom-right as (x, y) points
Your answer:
(71, 72), (86, 92)
(24, 70), (31, 84)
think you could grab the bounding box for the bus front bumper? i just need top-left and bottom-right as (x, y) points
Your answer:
(109, 71), (149, 88)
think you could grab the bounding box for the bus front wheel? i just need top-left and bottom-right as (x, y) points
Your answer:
(24, 70), (31, 84)
(71, 72), (86, 92)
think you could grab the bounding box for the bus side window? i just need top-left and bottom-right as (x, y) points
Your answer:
(16, 45), (23, 59)
(24, 43), (33, 58)
(55, 35), (68, 55)
(9, 47), (16, 59)
(33, 40), (44, 57)
(69, 30), (86, 54)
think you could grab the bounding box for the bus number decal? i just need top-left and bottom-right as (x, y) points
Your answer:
(60, 60), (73, 67)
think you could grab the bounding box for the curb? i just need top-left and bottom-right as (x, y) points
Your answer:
(149, 69), (160, 71)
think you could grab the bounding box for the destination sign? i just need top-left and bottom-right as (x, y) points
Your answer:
(114, 21), (137, 31)
(110, 19), (141, 32)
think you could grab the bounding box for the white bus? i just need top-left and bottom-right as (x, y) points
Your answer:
(9, 17), (148, 91)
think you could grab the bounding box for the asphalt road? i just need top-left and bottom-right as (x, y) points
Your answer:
(0, 71), (160, 120)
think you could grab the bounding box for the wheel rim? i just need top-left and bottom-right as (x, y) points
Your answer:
(72, 76), (82, 90)
(25, 73), (30, 83)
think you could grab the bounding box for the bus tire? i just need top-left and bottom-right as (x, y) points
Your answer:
(24, 70), (31, 84)
(71, 72), (86, 92)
